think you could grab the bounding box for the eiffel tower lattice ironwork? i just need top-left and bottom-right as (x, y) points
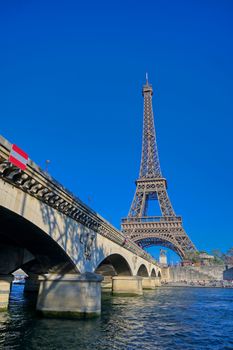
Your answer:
(121, 75), (196, 259)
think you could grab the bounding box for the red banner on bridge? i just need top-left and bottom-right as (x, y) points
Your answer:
(9, 144), (28, 170)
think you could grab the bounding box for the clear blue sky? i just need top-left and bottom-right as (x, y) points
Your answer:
(1, 0), (232, 261)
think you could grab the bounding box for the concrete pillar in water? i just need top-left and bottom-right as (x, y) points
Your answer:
(112, 276), (143, 296)
(24, 273), (40, 293)
(36, 272), (103, 318)
(101, 276), (113, 290)
(0, 275), (13, 311)
(142, 277), (156, 290)
(153, 277), (161, 287)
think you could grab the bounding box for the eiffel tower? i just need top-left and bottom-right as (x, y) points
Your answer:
(121, 75), (196, 259)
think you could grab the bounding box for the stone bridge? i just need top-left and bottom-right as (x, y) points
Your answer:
(0, 136), (161, 318)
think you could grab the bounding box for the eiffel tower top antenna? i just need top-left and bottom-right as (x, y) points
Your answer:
(139, 73), (162, 178)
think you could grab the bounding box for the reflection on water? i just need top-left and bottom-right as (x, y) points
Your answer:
(0, 285), (233, 349)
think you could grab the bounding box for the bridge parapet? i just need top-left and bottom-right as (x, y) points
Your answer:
(0, 135), (157, 266)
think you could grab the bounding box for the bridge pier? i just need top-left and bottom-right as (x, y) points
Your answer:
(142, 277), (156, 289)
(112, 276), (143, 296)
(153, 277), (161, 287)
(101, 276), (113, 290)
(0, 275), (13, 311)
(24, 273), (40, 293)
(36, 273), (103, 318)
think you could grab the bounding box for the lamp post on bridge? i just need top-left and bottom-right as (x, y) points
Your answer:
(45, 160), (51, 174)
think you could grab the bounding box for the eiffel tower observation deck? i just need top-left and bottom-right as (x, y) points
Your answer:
(121, 75), (197, 259)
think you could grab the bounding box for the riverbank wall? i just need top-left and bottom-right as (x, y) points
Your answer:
(166, 265), (233, 282)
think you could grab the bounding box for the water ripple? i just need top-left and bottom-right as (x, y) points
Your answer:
(0, 286), (232, 349)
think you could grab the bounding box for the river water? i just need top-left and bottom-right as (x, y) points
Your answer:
(0, 285), (232, 349)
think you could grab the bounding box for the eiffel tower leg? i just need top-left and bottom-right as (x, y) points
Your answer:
(139, 193), (147, 216)
(156, 185), (175, 216)
(175, 228), (196, 254)
(129, 191), (144, 218)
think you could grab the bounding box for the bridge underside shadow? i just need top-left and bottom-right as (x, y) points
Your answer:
(95, 253), (132, 289)
(95, 253), (132, 277)
(151, 268), (156, 277)
(0, 206), (78, 275)
(137, 264), (149, 277)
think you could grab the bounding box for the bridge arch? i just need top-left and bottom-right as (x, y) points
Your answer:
(151, 268), (156, 277)
(137, 264), (149, 277)
(95, 253), (132, 276)
(0, 206), (79, 275)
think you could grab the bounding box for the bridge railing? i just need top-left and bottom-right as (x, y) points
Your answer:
(0, 135), (157, 266)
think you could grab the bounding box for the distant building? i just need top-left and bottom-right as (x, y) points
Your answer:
(199, 253), (215, 265)
(223, 266), (233, 280)
(159, 249), (167, 266)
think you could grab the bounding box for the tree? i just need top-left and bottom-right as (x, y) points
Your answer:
(225, 247), (233, 265)
(184, 250), (200, 263)
(210, 249), (224, 264)
(226, 247), (233, 257)
(211, 249), (223, 259)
